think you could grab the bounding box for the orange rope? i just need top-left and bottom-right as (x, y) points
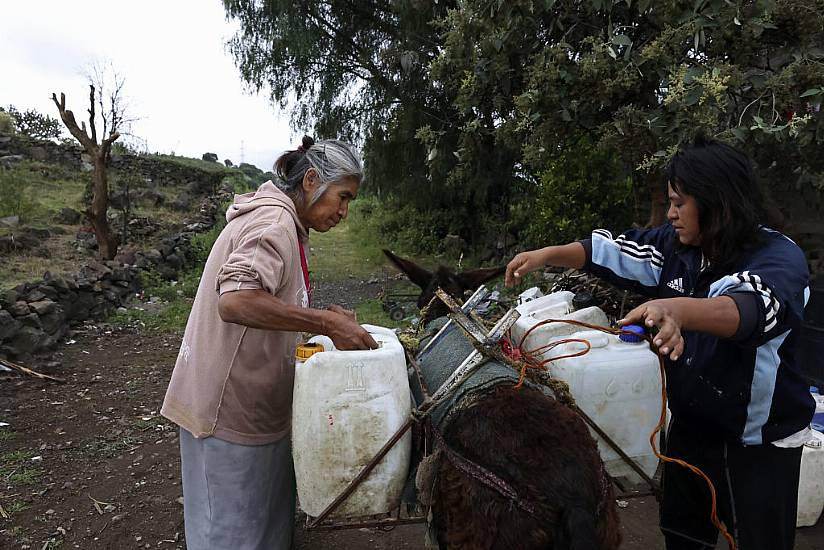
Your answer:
(510, 318), (737, 550)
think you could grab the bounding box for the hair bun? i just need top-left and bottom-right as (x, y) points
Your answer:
(301, 135), (315, 152)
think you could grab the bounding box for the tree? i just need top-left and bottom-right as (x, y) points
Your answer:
(224, 0), (824, 246)
(429, 0), (824, 228)
(5, 105), (63, 140)
(51, 63), (132, 260)
(223, 0), (522, 242)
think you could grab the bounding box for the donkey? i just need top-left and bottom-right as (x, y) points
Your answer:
(383, 250), (622, 550)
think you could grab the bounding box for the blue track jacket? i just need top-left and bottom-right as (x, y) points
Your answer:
(580, 224), (814, 445)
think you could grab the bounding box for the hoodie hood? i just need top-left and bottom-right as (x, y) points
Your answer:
(225, 181), (308, 239)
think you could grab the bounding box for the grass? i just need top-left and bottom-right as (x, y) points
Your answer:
(353, 298), (411, 329)
(148, 154), (232, 174)
(308, 212), (388, 282)
(0, 450), (40, 486)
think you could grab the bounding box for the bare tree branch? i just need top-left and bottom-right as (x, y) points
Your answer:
(50, 92), (95, 150)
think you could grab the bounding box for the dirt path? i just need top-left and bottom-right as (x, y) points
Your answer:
(2, 296), (823, 549)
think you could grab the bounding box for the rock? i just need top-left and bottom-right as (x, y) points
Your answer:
(29, 299), (56, 316)
(164, 253), (184, 271)
(19, 313), (42, 329)
(201, 152), (218, 162)
(75, 230), (97, 250)
(39, 310), (65, 334)
(29, 146), (47, 162)
(10, 301), (30, 317)
(26, 289), (47, 303)
(115, 247), (138, 266)
(12, 326), (47, 354)
(54, 207), (82, 225)
(0, 310), (21, 341)
(170, 193), (191, 211)
(24, 227), (51, 239)
(0, 215), (20, 227)
(0, 154), (25, 166)
(0, 289), (19, 308)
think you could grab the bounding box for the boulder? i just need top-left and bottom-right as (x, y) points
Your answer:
(0, 215), (20, 227)
(29, 299), (56, 316)
(0, 310), (21, 342)
(54, 207), (82, 225)
(10, 301), (30, 317)
(19, 313), (43, 329)
(12, 326), (46, 354)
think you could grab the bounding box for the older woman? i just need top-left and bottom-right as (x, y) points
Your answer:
(161, 136), (377, 550)
(506, 136), (813, 550)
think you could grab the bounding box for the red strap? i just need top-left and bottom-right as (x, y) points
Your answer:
(298, 242), (312, 306)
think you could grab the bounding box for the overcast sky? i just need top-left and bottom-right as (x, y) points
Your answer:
(0, 1), (295, 171)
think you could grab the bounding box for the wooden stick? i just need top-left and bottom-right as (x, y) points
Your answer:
(0, 358), (66, 383)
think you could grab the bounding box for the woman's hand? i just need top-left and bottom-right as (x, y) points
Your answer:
(505, 250), (547, 287)
(619, 299), (685, 361)
(505, 243), (587, 287)
(326, 304), (357, 322)
(322, 310), (378, 350)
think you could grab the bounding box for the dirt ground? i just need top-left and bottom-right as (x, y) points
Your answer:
(2, 297), (824, 549)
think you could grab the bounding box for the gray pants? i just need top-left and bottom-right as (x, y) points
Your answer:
(179, 428), (295, 550)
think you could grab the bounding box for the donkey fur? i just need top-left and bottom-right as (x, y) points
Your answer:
(384, 250), (622, 550)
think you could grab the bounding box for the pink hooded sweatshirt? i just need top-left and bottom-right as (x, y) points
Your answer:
(161, 181), (309, 445)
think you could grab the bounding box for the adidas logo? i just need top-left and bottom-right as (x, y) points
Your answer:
(666, 277), (685, 293)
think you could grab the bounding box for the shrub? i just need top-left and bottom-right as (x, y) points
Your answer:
(520, 144), (635, 247)
(5, 105), (62, 140)
(0, 112), (15, 135)
(0, 167), (36, 220)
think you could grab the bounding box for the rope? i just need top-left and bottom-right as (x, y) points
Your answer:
(511, 318), (737, 550)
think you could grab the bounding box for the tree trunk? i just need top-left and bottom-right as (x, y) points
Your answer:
(89, 153), (119, 260)
(646, 172), (667, 228)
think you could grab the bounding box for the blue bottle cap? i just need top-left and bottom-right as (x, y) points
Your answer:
(618, 324), (645, 343)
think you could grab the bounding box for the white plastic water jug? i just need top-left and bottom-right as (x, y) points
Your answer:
(544, 329), (663, 483)
(797, 430), (824, 527)
(511, 289), (609, 359)
(292, 324), (412, 518)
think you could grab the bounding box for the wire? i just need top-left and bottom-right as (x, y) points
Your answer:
(510, 318), (737, 550)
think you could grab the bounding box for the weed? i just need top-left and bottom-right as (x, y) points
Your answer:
(5, 502), (29, 515)
(353, 299), (409, 329)
(3, 525), (22, 537)
(0, 450), (40, 486)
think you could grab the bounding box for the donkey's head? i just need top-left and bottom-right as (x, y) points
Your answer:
(383, 249), (504, 320)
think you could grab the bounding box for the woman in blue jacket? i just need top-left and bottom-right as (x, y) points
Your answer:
(506, 136), (813, 550)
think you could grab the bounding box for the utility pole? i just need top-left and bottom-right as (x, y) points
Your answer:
(240, 140), (245, 164)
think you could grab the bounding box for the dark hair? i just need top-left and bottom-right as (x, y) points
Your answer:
(664, 135), (781, 272)
(273, 135), (363, 207)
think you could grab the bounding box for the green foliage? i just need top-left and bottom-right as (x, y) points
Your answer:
(0, 111), (15, 135)
(521, 141), (635, 246)
(237, 162), (264, 181)
(0, 166), (37, 220)
(225, 0), (824, 242)
(347, 195), (455, 255)
(353, 298), (408, 329)
(5, 105), (63, 140)
(150, 154), (232, 175)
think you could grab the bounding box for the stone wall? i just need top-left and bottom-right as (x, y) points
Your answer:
(0, 185), (231, 364)
(0, 134), (228, 193)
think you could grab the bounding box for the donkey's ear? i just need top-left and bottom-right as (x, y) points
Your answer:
(383, 249), (433, 290)
(457, 266), (505, 292)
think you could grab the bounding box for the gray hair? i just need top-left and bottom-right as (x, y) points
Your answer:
(273, 137), (363, 206)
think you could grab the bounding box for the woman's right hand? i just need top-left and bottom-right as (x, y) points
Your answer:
(505, 249), (546, 287)
(322, 310), (379, 350)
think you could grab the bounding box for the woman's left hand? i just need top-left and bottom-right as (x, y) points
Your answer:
(618, 299), (685, 361)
